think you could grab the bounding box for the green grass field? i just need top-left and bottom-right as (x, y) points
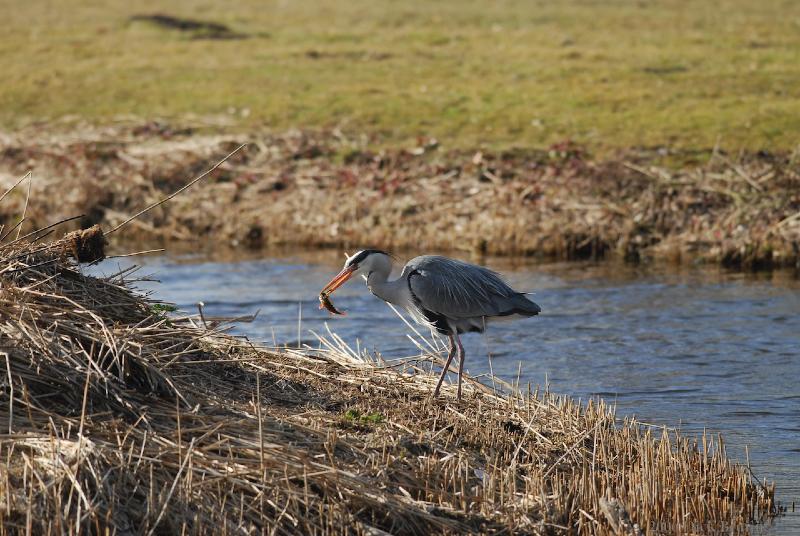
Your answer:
(2, 0), (800, 151)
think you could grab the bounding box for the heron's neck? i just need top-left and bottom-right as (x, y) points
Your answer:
(366, 268), (407, 306)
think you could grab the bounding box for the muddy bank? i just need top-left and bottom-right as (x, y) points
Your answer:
(1, 122), (798, 268)
(0, 230), (780, 534)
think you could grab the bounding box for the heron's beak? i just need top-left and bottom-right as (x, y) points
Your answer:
(320, 265), (356, 296)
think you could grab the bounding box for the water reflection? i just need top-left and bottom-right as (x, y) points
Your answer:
(92, 248), (800, 534)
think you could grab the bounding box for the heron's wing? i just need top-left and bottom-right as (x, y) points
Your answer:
(404, 256), (541, 320)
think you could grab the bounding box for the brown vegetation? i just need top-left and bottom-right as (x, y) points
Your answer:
(1, 122), (798, 268)
(0, 226), (780, 534)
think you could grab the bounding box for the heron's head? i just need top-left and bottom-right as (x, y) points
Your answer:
(320, 249), (392, 295)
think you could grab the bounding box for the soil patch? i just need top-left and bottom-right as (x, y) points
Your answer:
(129, 14), (247, 40)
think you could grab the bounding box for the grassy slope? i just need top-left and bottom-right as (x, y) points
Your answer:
(1, 0), (800, 151)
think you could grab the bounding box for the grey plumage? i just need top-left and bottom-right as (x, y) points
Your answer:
(402, 255), (541, 334)
(321, 250), (542, 399)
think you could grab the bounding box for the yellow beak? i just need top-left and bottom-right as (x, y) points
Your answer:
(320, 265), (356, 298)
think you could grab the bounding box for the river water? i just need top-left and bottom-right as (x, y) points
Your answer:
(93, 248), (799, 533)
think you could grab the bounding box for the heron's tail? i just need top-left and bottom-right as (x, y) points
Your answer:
(498, 293), (541, 317)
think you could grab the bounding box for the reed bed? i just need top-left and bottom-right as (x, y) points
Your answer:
(1, 122), (799, 268)
(0, 227), (780, 534)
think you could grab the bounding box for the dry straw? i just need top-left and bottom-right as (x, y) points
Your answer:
(1, 123), (799, 268)
(0, 163), (781, 535)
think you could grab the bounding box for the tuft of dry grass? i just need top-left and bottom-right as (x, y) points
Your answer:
(0, 225), (780, 533)
(1, 123), (799, 268)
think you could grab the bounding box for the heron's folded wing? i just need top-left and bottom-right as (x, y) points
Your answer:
(405, 256), (538, 319)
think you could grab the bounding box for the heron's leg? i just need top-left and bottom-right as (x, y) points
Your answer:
(455, 331), (465, 400)
(433, 332), (457, 398)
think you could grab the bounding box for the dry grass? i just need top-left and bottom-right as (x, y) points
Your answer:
(1, 122), (799, 268)
(0, 223), (780, 533)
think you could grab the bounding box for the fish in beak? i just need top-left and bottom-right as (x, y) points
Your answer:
(319, 292), (345, 315)
(318, 265), (355, 315)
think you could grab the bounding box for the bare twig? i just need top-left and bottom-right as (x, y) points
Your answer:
(106, 143), (247, 235)
(0, 170), (31, 205)
(16, 172), (33, 240)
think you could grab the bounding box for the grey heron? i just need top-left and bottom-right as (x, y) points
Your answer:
(319, 249), (541, 399)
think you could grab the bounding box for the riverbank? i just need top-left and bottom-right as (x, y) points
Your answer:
(1, 122), (798, 268)
(0, 227), (780, 533)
